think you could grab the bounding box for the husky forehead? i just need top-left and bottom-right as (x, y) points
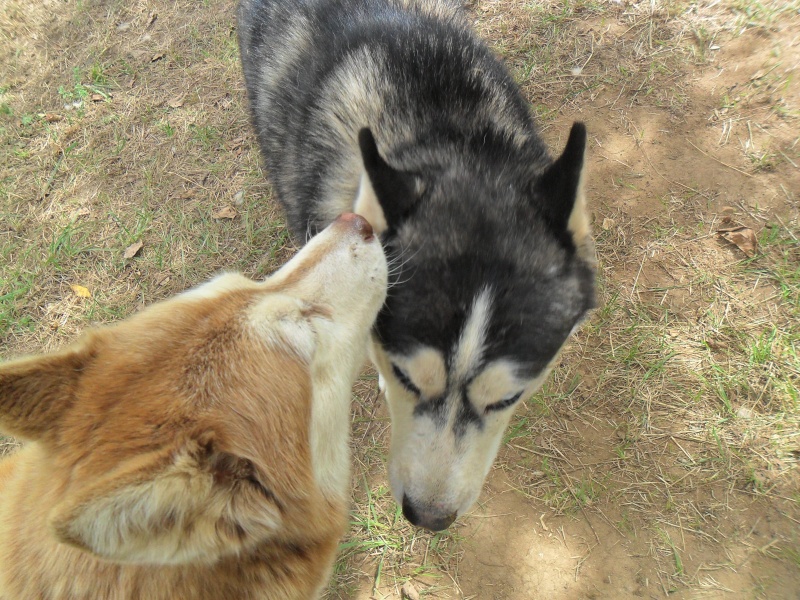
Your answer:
(375, 178), (594, 377)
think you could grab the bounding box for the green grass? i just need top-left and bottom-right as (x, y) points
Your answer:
(730, 0), (800, 28)
(658, 527), (685, 580)
(777, 545), (800, 571)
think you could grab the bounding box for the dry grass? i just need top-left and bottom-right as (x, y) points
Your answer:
(1, 0), (799, 598)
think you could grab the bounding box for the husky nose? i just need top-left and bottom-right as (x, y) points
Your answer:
(335, 212), (374, 241)
(402, 495), (457, 532)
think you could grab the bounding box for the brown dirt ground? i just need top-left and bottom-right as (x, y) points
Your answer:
(1, 0), (799, 599)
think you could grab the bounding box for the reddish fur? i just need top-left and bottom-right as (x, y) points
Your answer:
(0, 284), (346, 599)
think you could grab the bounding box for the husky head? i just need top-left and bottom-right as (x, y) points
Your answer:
(357, 125), (595, 531)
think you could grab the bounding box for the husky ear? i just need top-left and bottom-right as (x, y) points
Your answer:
(535, 122), (590, 246)
(0, 342), (94, 441)
(50, 435), (282, 565)
(357, 128), (419, 232)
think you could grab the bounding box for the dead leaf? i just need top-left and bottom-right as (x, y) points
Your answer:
(123, 240), (144, 259)
(90, 93), (105, 102)
(717, 225), (758, 257)
(705, 338), (728, 351)
(167, 95), (184, 108)
(70, 284), (92, 298)
(213, 206), (237, 220)
(43, 113), (63, 122)
(401, 582), (420, 600)
(151, 52), (166, 62)
(602, 217), (615, 230)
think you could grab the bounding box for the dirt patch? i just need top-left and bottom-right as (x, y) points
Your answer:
(1, 0), (798, 598)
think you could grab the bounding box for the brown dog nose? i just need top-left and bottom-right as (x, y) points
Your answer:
(335, 213), (374, 241)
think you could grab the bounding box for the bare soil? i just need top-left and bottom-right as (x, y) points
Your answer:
(1, 0), (798, 599)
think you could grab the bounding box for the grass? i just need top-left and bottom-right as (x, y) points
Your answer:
(1, 0), (799, 598)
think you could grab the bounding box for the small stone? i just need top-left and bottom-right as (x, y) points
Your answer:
(401, 581), (420, 600)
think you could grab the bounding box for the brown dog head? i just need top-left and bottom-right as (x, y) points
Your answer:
(0, 214), (387, 566)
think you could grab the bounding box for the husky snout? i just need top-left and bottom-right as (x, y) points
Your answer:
(402, 495), (457, 532)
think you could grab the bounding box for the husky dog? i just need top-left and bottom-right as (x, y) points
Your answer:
(0, 214), (387, 599)
(238, 0), (595, 531)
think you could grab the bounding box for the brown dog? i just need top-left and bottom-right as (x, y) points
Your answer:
(0, 213), (387, 600)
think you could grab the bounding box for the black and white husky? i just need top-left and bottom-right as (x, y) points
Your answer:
(238, 0), (596, 531)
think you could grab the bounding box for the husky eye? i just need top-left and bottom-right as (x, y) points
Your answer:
(391, 364), (421, 397)
(485, 391), (523, 413)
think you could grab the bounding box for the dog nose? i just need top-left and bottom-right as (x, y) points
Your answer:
(402, 495), (457, 532)
(335, 213), (374, 241)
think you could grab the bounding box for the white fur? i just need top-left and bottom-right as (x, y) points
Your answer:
(244, 218), (388, 502)
(248, 294), (318, 364)
(452, 288), (493, 380)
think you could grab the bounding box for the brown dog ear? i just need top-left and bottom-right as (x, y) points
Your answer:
(0, 340), (95, 441)
(50, 436), (283, 565)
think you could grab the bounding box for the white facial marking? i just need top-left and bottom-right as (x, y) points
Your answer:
(392, 347), (447, 399)
(452, 288), (493, 380)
